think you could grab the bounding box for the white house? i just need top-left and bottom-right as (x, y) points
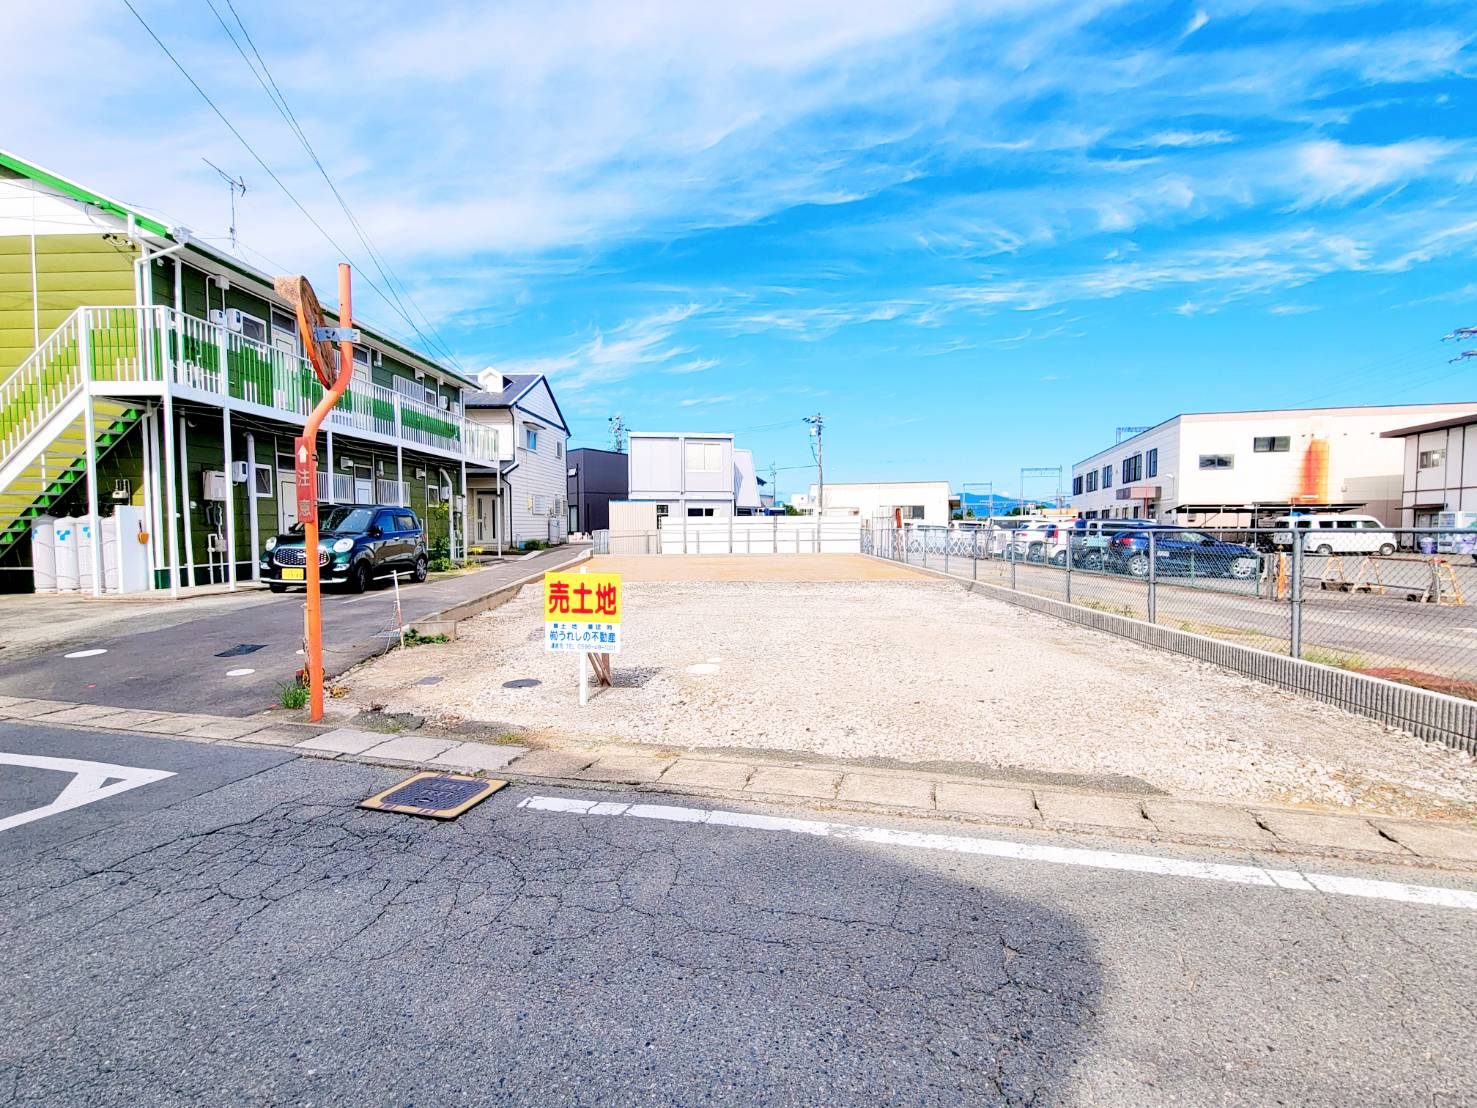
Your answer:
(627, 431), (742, 520)
(1071, 402), (1477, 526)
(463, 372), (570, 548)
(1380, 411), (1477, 527)
(799, 480), (952, 526)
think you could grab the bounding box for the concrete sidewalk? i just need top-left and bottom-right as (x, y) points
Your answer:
(3, 693), (1475, 869)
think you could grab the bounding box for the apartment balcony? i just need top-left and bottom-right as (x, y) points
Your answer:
(1, 306), (508, 474)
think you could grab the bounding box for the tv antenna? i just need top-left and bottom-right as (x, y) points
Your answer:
(202, 158), (247, 252)
(608, 413), (626, 453)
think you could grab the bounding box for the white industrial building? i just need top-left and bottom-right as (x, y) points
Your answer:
(1070, 402), (1477, 526)
(793, 480), (952, 527)
(1381, 411), (1477, 528)
(625, 431), (762, 520)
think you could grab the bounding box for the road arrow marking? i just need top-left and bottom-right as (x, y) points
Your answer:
(0, 753), (175, 832)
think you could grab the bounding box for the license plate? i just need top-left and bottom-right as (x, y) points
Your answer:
(281, 567), (305, 581)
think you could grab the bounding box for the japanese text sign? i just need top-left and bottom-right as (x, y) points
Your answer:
(544, 571), (621, 653)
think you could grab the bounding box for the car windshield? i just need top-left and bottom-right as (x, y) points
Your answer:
(1172, 531), (1215, 543)
(320, 507), (374, 532)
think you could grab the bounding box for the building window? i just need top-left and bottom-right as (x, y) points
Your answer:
(1419, 448), (1446, 469)
(555, 440), (564, 459)
(525, 427), (539, 452)
(1085, 471), (1097, 493)
(1101, 465), (1112, 489)
(685, 442), (723, 472)
(1147, 448), (1158, 478)
(901, 505), (925, 519)
(1072, 475), (1083, 496)
(1199, 454), (1234, 470)
(687, 507), (715, 517)
(237, 310), (267, 344)
(252, 463), (273, 498)
(1122, 454), (1142, 484)
(1254, 436), (1290, 453)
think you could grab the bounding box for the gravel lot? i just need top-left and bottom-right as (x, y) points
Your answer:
(341, 578), (1477, 820)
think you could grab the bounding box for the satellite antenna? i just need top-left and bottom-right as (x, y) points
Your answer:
(202, 158), (247, 252)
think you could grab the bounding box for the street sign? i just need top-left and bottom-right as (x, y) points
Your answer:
(294, 436), (317, 526)
(544, 571), (622, 653)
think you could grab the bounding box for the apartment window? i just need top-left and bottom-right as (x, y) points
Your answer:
(237, 310), (267, 344)
(1419, 448), (1445, 469)
(1122, 453), (1143, 484)
(1085, 471), (1098, 493)
(687, 506), (716, 518)
(351, 347), (372, 386)
(1254, 436), (1290, 453)
(269, 309), (299, 357)
(685, 442), (723, 472)
(901, 505), (926, 519)
(555, 440), (564, 459)
(525, 427), (539, 452)
(1072, 475), (1083, 496)
(1101, 465), (1112, 489)
(252, 463), (273, 498)
(1199, 454), (1234, 470)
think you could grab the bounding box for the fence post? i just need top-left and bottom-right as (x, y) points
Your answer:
(1147, 530), (1157, 624)
(971, 527), (978, 581)
(1010, 540), (1017, 590)
(1063, 530), (1072, 605)
(922, 528), (928, 569)
(944, 527), (950, 576)
(1289, 539), (1303, 657)
(728, 512), (734, 555)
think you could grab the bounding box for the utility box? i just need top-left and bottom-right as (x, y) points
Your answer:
(203, 470), (227, 501)
(110, 506), (152, 593)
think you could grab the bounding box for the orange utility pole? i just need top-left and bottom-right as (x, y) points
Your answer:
(289, 264), (355, 721)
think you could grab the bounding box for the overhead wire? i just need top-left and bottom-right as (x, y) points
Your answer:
(206, 0), (465, 372)
(119, 0), (459, 369)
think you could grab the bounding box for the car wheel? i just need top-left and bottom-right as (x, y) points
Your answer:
(1377, 543), (1395, 557)
(1315, 544), (1333, 556)
(1229, 556), (1258, 580)
(1081, 551), (1105, 572)
(1126, 553), (1150, 578)
(347, 561), (370, 594)
(1050, 549), (1068, 567)
(1027, 542), (1045, 563)
(268, 583), (287, 594)
(412, 554), (428, 583)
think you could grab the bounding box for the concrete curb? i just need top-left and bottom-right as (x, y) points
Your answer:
(404, 547), (590, 639)
(869, 553), (1477, 756)
(6, 693), (1475, 872)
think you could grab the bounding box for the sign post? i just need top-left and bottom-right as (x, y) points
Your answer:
(544, 569), (621, 705)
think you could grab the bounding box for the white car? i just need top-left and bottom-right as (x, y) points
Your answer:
(1007, 520), (1080, 565)
(1270, 515), (1396, 557)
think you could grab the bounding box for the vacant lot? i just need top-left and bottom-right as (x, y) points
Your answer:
(341, 556), (1477, 820)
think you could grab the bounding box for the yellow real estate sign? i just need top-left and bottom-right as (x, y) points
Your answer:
(544, 572), (622, 653)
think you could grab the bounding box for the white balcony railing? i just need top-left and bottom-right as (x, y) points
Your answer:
(2, 305), (508, 467)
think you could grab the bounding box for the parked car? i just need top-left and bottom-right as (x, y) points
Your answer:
(1068, 518), (1160, 570)
(1268, 514), (1396, 557)
(1105, 528), (1261, 580)
(1008, 520), (1080, 564)
(260, 505), (428, 593)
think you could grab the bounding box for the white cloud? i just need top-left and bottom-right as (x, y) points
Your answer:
(1289, 139), (1455, 206)
(1183, 9), (1209, 37)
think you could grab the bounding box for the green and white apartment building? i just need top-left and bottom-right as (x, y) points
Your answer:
(0, 149), (570, 596)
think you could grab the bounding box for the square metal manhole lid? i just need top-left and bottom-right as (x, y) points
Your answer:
(215, 643), (266, 658)
(359, 772), (507, 820)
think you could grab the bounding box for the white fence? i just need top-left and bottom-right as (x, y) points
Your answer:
(594, 518), (862, 555)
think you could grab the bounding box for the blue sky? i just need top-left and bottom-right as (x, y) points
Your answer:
(5, 1), (1477, 500)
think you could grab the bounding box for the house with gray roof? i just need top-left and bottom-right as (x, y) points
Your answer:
(463, 372), (570, 550)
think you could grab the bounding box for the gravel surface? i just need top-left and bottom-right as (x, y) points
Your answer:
(341, 579), (1477, 820)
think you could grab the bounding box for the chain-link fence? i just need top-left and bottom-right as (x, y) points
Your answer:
(865, 522), (1477, 699)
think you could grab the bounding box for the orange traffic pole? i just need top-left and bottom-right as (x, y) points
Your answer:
(298, 264), (355, 721)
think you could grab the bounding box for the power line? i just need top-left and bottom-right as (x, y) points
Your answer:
(119, 0), (457, 369)
(206, 0), (465, 372)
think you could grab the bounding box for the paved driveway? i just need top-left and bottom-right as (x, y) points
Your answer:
(0, 547), (584, 716)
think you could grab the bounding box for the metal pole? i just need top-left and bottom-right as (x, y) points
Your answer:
(178, 412), (196, 588)
(326, 429), (335, 503)
(1064, 528), (1072, 605)
(245, 432), (260, 580)
(393, 396), (405, 505)
(1147, 530), (1157, 623)
(81, 332), (102, 598)
(1010, 539), (1017, 590)
(221, 404), (237, 592)
(162, 380), (180, 597)
(972, 527), (978, 581)
(1289, 538), (1303, 657)
(944, 525), (950, 575)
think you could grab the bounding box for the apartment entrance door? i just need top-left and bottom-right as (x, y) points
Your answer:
(475, 492), (499, 546)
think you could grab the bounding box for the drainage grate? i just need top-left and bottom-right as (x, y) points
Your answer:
(359, 772), (506, 820)
(416, 676), (443, 686)
(215, 644), (266, 658)
(502, 678), (540, 689)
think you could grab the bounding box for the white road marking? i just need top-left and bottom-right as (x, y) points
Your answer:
(685, 663), (719, 675)
(224, 668), (256, 677)
(518, 795), (1477, 912)
(0, 753), (175, 832)
(63, 649), (107, 659)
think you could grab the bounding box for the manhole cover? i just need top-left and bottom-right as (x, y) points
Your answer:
(215, 643), (266, 658)
(359, 773), (506, 820)
(502, 678), (540, 689)
(416, 675), (443, 686)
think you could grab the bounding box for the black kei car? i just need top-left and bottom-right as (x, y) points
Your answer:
(260, 505), (429, 593)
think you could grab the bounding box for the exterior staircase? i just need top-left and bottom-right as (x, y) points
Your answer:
(0, 306), (154, 560)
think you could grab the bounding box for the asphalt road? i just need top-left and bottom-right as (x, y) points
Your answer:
(0, 547), (581, 717)
(2, 722), (1474, 1105)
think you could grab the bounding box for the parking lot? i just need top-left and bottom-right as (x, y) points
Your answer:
(337, 554), (1477, 822)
